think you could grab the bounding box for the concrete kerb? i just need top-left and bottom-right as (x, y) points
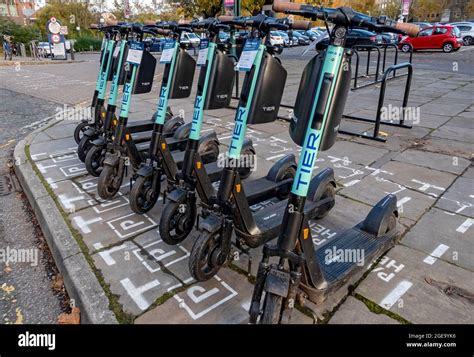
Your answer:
(13, 121), (118, 324)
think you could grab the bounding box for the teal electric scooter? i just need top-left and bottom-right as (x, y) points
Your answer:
(249, 1), (419, 324)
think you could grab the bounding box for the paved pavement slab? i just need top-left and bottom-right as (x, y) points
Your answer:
(356, 245), (474, 324)
(393, 149), (470, 175)
(402, 208), (474, 272)
(328, 296), (399, 324)
(339, 174), (436, 228)
(92, 240), (181, 317)
(431, 124), (474, 143)
(435, 177), (474, 218)
(377, 160), (457, 198)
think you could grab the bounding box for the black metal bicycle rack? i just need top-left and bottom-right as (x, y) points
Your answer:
(340, 62), (414, 142)
(350, 43), (413, 90)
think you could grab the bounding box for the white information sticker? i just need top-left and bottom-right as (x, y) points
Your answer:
(237, 39), (260, 72)
(196, 39), (209, 66)
(113, 44), (120, 58)
(126, 41), (144, 65)
(160, 40), (175, 64)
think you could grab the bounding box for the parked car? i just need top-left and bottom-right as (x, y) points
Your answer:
(144, 38), (164, 52)
(295, 29), (318, 41)
(411, 22), (431, 29)
(381, 32), (399, 44)
(180, 32), (200, 48)
(454, 24), (474, 45)
(269, 31), (284, 46)
(37, 42), (52, 57)
(292, 31), (310, 45)
(398, 25), (463, 53)
(272, 31), (290, 46)
(316, 29), (383, 50)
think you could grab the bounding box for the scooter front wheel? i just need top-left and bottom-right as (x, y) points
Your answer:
(77, 135), (93, 162)
(159, 196), (196, 245)
(261, 292), (283, 324)
(74, 122), (90, 144)
(97, 164), (123, 199)
(129, 175), (160, 214)
(189, 231), (226, 282)
(85, 144), (105, 177)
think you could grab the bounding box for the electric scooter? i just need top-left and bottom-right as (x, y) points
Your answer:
(84, 23), (180, 177)
(96, 22), (207, 200)
(127, 20), (229, 214)
(155, 17), (258, 242)
(186, 14), (337, 282)
(74, 23), (115, 150)
(248, 1), (419, 324)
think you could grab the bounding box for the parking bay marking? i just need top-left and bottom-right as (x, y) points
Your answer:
(423, 244), (450, 265)
(379, 280), (413, 310)
(456, 218), (474, 234)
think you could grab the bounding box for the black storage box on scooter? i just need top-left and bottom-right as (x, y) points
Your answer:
(169, 47), (196, 98)
(290, 52), (351, 151)
(246, 53), (287, 125)
(133, 49), (157, 94)
(203, 49), (235, 110)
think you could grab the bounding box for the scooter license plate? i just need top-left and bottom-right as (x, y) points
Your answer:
(264, 268), (290, 298)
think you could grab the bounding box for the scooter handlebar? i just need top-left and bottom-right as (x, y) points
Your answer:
(273, 1), (420, 36)
(273, 1), (301, 12)
(395, 22), (420, 37)
(291, 20), (311, 30)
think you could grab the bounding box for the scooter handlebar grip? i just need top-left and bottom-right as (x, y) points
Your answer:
(144, 20), (156, 26)
(218, 16), (235, 22)
(395, 22), (420, 36)
(156, 28), (171, 35)
(292, 20), (311, 30)
(273, 1), (301, 12)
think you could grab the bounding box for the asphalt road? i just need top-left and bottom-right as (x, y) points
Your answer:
(0, 88), (68, 324)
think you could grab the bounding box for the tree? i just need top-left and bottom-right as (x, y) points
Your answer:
(34, 1), (99, 39)
(467, 0), (474, 18)
(378, 0), (402, 19)
(409, 0), (448, 21)
(242, 0), (265, 15)
(0, 16), (41, 45)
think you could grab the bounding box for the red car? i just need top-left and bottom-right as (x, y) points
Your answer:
(399, 25), (463, 53)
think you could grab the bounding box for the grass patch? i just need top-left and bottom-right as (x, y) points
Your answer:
(354, 293), (411, 324)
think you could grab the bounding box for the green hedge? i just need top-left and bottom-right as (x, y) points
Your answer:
(74, 36), (102, 52)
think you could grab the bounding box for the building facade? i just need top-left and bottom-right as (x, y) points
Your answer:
(0, 0), (36, 25)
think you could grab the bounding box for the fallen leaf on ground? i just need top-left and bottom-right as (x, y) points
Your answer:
(58, 307), (80, 324)
(52, 274), (64, 291)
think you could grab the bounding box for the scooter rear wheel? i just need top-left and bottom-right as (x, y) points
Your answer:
(238, 146), (256, 180)
(77, 135), (92, 162)
(129, 175), (160, 214)
(97, 164), (123, 199)
(189, 231), (225, 282)
(74, 122), (90, 144)
(314, 183), (336, 219)
(261, 292), (283, 324)
(85, 145), (105, 177)
(276, 166), (296, 199)
(159, 196), (196, 245)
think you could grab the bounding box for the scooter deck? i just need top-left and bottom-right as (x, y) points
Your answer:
(251, 197), (326, 234)
(314, 227), (395, 284)
(242, 177), (291, 206)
